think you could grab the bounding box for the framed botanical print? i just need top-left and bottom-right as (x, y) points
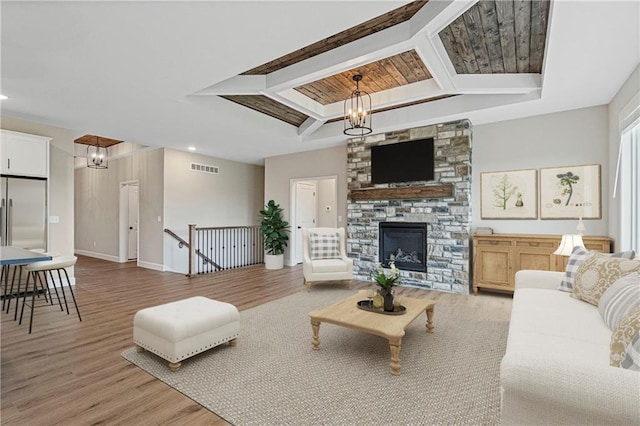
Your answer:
(539, 164), (601, 219)
(480, 169), (537, 219)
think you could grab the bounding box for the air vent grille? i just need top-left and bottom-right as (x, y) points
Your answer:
(190, 162), (219, 175)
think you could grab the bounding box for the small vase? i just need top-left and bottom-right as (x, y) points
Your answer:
(379, 287), (394, 312)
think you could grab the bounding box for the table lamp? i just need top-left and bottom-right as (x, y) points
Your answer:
(553, 234), (585, 256)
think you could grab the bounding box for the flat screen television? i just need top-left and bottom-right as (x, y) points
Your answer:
(371, 138), (434, 184)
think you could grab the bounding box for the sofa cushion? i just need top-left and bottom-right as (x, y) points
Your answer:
(610, 305), (640, 369)
(598, 272), (640, 329)
(309, 232), (341, 260)
(311, 258), (349, 273)
(572, 254), (640, 305)
(558, 247), (635, 292)
(508, 288), (611, 365)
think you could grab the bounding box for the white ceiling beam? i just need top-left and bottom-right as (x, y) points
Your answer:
(413, 35), (456, 93)
(452, 74), (541, 94)
(322, 80), (445, 118)
(266, 22), (415, 92)
(298, 117), (326, 138)
(192, 75), (266, 95)
(302, 91), (542, 143)
(267, 89), (325, 120)
(410, 0), (477, 38)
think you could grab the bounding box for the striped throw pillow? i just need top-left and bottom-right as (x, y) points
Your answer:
(558, 247), (635, 292)
(309, 232), (341, 260)
(598, 273), (640, 330)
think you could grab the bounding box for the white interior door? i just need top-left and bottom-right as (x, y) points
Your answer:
(295, 182), (316, 264)
(127, 184), (139, 260)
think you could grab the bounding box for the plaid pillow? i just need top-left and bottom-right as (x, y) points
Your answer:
(309, 232), (341, 260)
(558, 246), (635, 292)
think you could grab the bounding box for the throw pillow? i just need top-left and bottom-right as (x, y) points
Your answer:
(558, 247), (635, 292)
(572, 253), (640, 306)
(309, 232), (341, 260)
(598, 273), (640, 329)
(610, 305), (640, 369)
(620, 333), (640, 371)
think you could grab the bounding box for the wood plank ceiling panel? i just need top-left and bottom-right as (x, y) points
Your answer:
(241, 1), (428, 75)
(74, 135), (123, 147)
(221, 95), (309, 127)
(438, 0), (550, 74)
(294, 50), (432, 105)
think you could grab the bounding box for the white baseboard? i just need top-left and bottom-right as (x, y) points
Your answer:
(74, 249), (120, 263)
(137, 261), (164, 272)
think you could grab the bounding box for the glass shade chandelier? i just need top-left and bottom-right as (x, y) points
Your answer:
(344, 74), (372, 136)
(87, 136), (108, 169)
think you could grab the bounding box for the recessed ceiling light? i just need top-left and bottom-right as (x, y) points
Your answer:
(188, 146), (196, 151)
(0, 94), (8, 100)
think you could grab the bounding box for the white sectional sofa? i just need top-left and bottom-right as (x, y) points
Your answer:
(500, 270), (640, 425)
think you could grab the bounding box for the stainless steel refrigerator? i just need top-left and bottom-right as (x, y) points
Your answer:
(0, 176), (47, 249)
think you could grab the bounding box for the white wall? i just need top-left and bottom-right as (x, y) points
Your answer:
(163, 149), (264, 273)
(316, 178), (337, 228)
(264, 107), (614, 260)
(473, 106), (609, 238)
(607, 64), (640, 248)
(1, 116), (75, 277)
(264, 145), (348, 265)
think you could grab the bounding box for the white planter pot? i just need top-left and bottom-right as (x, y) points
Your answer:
(264, 253), (284, 270)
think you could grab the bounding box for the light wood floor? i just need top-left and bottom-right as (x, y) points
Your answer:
(1, 256), (512, 425)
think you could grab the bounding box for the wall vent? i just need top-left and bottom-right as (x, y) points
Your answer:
(190, 162), (219, 175)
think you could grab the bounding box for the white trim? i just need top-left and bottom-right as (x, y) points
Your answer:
(74, 249), (121, 263)
(289, 175), (338, 266)
(137, 261), (165, 272)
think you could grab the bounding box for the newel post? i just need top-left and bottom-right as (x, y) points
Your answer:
(188, 224), (196, 277)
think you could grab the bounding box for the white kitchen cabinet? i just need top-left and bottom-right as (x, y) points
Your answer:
(0, 130), (51, 177)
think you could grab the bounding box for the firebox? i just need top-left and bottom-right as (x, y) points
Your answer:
(378, 222), (427, 272)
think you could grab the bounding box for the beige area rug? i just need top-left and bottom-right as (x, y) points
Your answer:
(122, 288), (509, 425)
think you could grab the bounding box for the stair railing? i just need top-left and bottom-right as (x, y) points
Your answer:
(164, 224), (263, 276)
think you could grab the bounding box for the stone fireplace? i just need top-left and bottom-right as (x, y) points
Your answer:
(347, 120), (471, 294)
(379, 222), (427, 272)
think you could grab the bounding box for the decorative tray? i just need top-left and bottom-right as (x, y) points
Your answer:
(356, 300), (406, 315)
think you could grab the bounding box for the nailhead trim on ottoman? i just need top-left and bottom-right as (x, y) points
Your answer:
(133, 296), (239, 370)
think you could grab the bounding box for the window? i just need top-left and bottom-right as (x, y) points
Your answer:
(618, 120), (640, 252)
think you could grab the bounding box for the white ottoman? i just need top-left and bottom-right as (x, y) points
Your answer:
(133, 296), (239, 371)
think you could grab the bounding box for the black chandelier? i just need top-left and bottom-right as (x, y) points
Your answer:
(343, 74), (372, 136)
(87, 136), (108, 169)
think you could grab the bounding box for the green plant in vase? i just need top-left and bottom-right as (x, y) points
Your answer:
(259, 200), (290, 269)
(372, 262), (400, 311)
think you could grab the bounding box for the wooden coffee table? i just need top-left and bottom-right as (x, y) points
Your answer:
(309, 290), (435, 375)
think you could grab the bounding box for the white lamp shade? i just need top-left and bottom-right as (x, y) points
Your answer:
(553, 234), (585, 256)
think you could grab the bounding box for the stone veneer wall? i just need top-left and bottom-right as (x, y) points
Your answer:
(347, 119), (472, 294)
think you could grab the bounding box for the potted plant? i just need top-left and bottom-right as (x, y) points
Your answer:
(259, 200), (290, 270)
(372, 261), (400, 311)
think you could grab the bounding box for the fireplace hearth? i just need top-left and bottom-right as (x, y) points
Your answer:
(379, 222), (427, 273)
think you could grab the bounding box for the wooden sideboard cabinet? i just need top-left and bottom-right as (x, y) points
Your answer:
(472, 233), (612, 295)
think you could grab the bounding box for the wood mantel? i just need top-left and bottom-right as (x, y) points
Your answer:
(348, 184), (454, 201)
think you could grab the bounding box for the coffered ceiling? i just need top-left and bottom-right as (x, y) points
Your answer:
(1, 1), (638, 164)
(198, 0), (551, 137)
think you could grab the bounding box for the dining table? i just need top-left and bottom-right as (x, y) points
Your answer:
(1, 246), (52, 313)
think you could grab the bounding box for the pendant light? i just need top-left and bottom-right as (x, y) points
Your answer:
(87, 136), (108, 169)
(344, 74), (372, 136)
